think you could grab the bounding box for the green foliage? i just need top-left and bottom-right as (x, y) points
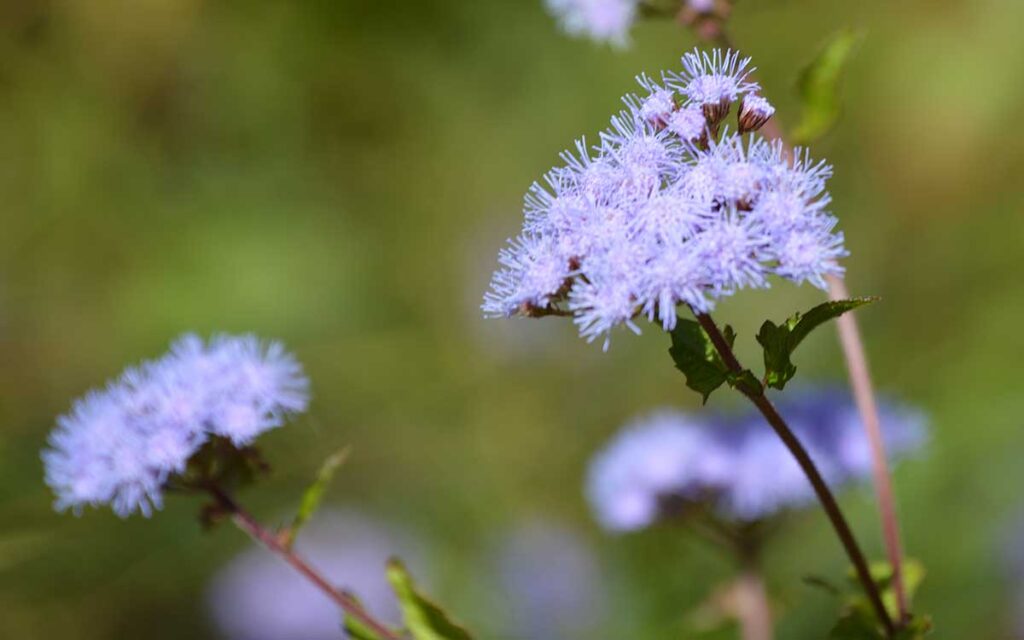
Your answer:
(342, 593), (388, 640)
(280, 447), (350, 550)
(792, 29), (864, 144)
(827, 560), (932, 639)
(757, 298), (876, 390)
(387, 559), (474, 640)
(668, 319), (731, 403)
(343, 620), (385, 640)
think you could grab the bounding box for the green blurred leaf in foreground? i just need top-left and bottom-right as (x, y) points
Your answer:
(387, 559), (474, 640)
(281, 447), (350, 549)
(792, 29), (864, 145)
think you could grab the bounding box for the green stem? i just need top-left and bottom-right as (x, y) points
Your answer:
(692, 312), (895, 636)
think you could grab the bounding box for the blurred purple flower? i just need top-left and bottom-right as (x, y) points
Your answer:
(42, 334), (308, 517)
(545, 0), (638, 47)
(208, 510), (424, 640)
(586, 387), (927, 531)
(492, 520), (606, 639)
(482, 50), (845, 349)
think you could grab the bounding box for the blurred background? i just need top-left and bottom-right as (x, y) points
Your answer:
(2, 0), (1023, 637)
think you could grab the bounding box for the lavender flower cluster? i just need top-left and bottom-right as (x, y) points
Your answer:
(544, 0), (638, 47)
(544, 0), (718, 47)
(483, 50), (845, 348)
(586, 388), (927, 532)
(42, 334), (309, 517)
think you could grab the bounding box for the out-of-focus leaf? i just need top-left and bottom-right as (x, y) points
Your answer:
(792, 29), (864, 144)
(803, 574), (843, 597)
(757, 298), (876, 390)
(830, 607), (884, 639)
(387, 558), (474, 640)
(281, 447), (350, 549)
(341, 591), (394, 640)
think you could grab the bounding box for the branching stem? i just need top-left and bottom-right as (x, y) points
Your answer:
(205, 485), (401, 640)
(692, 312), (895, 636)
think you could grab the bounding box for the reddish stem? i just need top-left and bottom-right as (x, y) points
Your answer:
(207, 486), (401, 640)
(827, 275), (909, 621)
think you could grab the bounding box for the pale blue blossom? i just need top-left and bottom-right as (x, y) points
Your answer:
(666, 49), (759, 121)
(545, 0), (638, 47)
(492, 520), (606, 640)
(43, 334), (309, 517)
(586, 388), (927, 531)
(586, 412), (733, 531)
(482, 50), (845, 348)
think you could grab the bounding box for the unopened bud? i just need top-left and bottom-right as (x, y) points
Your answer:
(701, 97), (732, 127)
(737, 94), (775, 134)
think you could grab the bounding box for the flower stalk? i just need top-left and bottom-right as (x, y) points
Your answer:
(682, 11), (911, 624)
(205, 485), (401, 640)
(692, 311), (895, 635)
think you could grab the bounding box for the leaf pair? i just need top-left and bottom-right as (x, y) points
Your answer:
(344, 560), (474, 640)
(669, 298), (875, 403)
(757, 298), (876, 391)
(809, 559), (932, 639)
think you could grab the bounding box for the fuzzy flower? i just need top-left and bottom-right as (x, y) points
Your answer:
(586, 387), (927, 531)
(208, 510), (424, 640)
(482, 50), (843, 348)
(666, 49), (759, 123)
(545, 0), (637, 47)
(491, 520), (606, 639)
(42, 334), (309, 517)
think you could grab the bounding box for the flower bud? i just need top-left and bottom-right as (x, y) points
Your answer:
(701, 97), (731, 126)
(737, 94), (775, 134)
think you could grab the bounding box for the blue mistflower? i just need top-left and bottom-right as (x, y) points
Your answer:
(585, 388), (927, 532)
(544, 0), (638, 48)
(482, 50), (847, 348)
(43, 334), (309, 517)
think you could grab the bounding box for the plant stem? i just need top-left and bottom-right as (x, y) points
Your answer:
(826, 274), (909, 622)
(692, 312), (895, 636)
(733, 568), (773, 640)
(206, 485), (400, 640)
(682, 13), (911, 622)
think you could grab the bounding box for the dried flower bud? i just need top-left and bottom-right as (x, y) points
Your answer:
(738, 94), (775, 134)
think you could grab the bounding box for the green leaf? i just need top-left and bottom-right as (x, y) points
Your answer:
(792, 29), (864, 145)
(857, 559), (926, 621)
(341, 591), (397, 640)
(343, 610), (385, 640)
(281, 447), (350, 550)
(803, 574), (842, 598)
(757, 298), (876, 390)
(893, 614), (933, 639)
(830, 608), (884, 640)
(727, 369), (763, 397)
(668, 319), (729, 403)
(388, 558), (474, 640)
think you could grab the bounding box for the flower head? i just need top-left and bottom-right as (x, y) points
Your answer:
(667, 49), (759, 123)
(492, 520), (606, 639)
(42, 334), (309, 517)
(586, 387), (927, 531)
(545, 0), (637, 48)
(482, 50), (840, 348)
